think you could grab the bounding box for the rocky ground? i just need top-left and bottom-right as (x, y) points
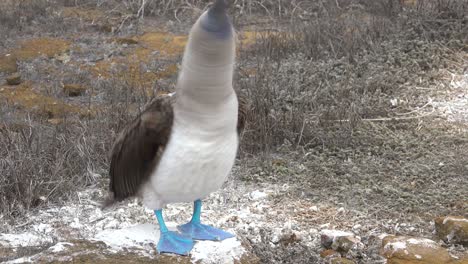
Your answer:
(0, 1), (467, 263)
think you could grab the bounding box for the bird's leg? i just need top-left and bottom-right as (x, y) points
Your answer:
(154, 209), (194, 255)
(177, 199), (234, 241)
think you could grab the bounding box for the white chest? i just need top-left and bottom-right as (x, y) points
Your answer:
(151, 127), (238, 203)
(141, 94), (239, 209)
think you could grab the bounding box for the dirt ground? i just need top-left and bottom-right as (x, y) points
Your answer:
(0, 1), (467, 263)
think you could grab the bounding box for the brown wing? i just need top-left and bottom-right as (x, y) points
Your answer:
(104, 95), (174, 207)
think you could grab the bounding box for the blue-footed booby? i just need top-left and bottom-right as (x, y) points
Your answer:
(104, 0), (248, 256)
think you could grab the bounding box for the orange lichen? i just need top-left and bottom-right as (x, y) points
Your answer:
(136, 32), (188, 58)
(62, 7), (105, 22)
(13, 38), (71, 61)
(119, 62), (179, 96)
(402, 0), (418, 6)
(0, 83), (86, 118)
(240, 67), (257, 77)
(86, 56), (178, 82)
(85, 30), (272, 90)
(86, 60), (115, 78)
(114, 37), (139, 45)
(135, 31), (274, 59)
(238, 31), (292, 47)
(238, 31), (259, 46)
(61, 7), (120, 32)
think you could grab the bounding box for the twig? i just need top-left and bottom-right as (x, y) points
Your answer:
(16, 220), (33, 228)
(174, 8), (181, 23)
(296, 118), (306, 148)
(117, 14), (134, 33)
(395, 99), (433, 116)
(137, 0), (147, 19)
(327, 107), (437, 122)
(335, 0), (341, 9)
(414, 86), (436, 90)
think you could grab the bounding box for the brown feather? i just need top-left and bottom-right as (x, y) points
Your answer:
(103, 95), (174, 208)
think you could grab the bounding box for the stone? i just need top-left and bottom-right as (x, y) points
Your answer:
(63, 84), (87, 97)
(434, 216), (468, 246)
(332, 235), (362, 253)
(0, 54), (17, 73)
(55, 53), (71, 64)
(6, 73), (21, 85)
(380, 235), (454, 264)
(279, 231), (301, 246)
(320, 229), (362, 253)
(321, 230), (353, 249)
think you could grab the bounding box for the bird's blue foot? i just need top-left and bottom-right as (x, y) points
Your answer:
(177, 199), (235, 241)
(154, 209), (194, 255)
(157, 230), (194, 255)
(178, 221), (234, 241)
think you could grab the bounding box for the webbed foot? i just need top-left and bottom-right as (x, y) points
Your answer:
(178, 222), (234, 241)
(157, 231), (194, 255)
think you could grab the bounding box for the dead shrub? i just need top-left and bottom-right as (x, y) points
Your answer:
(0, 0), (50, 31)
(237, 0), (466, 153)
(0, 78), (140, 220)
(0, 118), (107, 219)
(0, 0), (79, 47)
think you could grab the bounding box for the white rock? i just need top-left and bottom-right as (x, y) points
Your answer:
(49, 242), (74, 253)
(0, 232), (53, 247)
(249, 190), (268, 200)
(309, 206), (319, 212)
(93, 223), (245, 263)
(320, 229), (354, 249)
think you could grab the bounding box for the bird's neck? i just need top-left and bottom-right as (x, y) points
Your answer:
(173, 35), (238, 134)
(175, 52), (235, 107)
(172, 7), (238, 134)
(174, 12), (236, 114)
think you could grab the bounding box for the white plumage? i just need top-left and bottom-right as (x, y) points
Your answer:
(140, 9), (239, 210)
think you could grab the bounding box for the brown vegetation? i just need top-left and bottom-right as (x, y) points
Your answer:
(0, 0), (467, 262)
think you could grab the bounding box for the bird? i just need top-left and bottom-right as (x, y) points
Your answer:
(103, 0), (248, 256)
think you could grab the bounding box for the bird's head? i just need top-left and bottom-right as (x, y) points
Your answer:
(176, 0), (236, 101)
(200, 0), (232, 39)
(186, 0), (235, 56)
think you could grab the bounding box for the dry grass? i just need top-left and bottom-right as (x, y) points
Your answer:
(0, 0), (467, 222)
(0, 107), (115, 219)
(64, 0), (315, 18)
(0, 0), (49, 29)
(0, 0), (78, 48)
(236, 0), (467, 153)
(0, 83), (144, 221)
